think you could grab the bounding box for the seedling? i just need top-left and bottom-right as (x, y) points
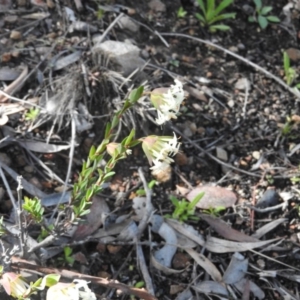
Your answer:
(203, 206), (225, 217)
(283, 52), (300, 89)
(22, 196), (44, 223)
(195, 0), (236, 32)
(177, 7), (187, 18)
(165, 192), (204, 222)
(25, 107), (39, 121)
(136, 180), (157, 196)
(57, 246), (75, 266)
(248, 0), (280, 29)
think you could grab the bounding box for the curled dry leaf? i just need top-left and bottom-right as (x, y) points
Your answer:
(185, 248), (222, 282)
(223, 252), (248, 284)
(151, 215), (177, 269)
(186, 186), (237, 209)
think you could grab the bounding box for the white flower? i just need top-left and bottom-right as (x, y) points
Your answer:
(140, 133), (181, 169)
(46, 279), (96, 300)
(0, 272), (31, 298)
(150, 79), (185, 125)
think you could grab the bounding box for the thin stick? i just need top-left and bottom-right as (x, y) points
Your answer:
(161, 32), (300, 99)
(17, 176), (26, 258)
(11, 256), (158, 300)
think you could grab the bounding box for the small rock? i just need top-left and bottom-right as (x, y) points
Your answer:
(10, 30), (22, 40)
(228, 99), (235, 107)
(172, 252), (190, 269)
(148, 0), (166, 13)
(229, 46), (238, 53)
(4, 15), (18, 23)
(235, 78), (251, 90)
(256, 189), (280, 208)
(216, 147), (228, 161)
(118, 15), (139, 33)
(286, 48), (300, 62)
(107, 245), (122, 254)
(252, 151), (260, 160)
(93, 40), (146, 76)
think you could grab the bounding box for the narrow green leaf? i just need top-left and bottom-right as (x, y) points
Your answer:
(214, 0), (234, 17)
(105, 122), (111, 139)
(209, 24), (231, 31)
(258, 15), (268, 29)
(196, 0), (207, 16)
(188, 192), (204, 210)
(104, 171), (115, 180)
(206, 0), (216, 20)
(260, 6), (273, 15)
(88, 145), (96, 160)
(195, 12), (206, 23)
(129, 86), (144, 104)
(283, 52), (290, 73)
(266, 15), (280, 23)
(208, 12), (236, 24)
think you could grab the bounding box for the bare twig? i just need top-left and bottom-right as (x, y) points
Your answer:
(11, 256), (158, 300)
(161, 32), (300, 100)
(16, 176), (26, 258)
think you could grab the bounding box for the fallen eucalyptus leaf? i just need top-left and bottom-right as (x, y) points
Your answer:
(186, 186), (237, 209)
(185, 248), (222, 282)
(205, 236), (279, 253)
(200, 214), (259, 242)
(223, 252), (248, 284)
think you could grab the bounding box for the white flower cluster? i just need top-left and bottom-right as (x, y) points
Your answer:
(149, 133), (181, 175)
(155, 79), (185, 125)
(47, 279), (96, 300)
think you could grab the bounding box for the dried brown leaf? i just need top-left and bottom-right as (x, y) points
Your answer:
(186, 186), (237, 209)
(200, 214), (259, 242)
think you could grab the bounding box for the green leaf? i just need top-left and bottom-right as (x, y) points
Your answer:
(258, 15), (268, 29)
(283, 52), (290, 73)
(214, 0), (234, 17)
(64, 246), (72, 257)
(208, 12), (236, 24)
(103, 171), (115, 180)
(129, 86), (144, 104)
(170, 195), (179, 207)
(206, 0), (216, 21)
(105, 122), (111, 139)
(196, 0), (207, 17)
(188, 192), (204, 210)
(260, 6), (273, 15)
(195, 12), (206, 23)
(209, 24), (231, 31)
(88, 145), (96, 160)
(253, 0), (262, 10)
(124, 129), (135, 146)
(266, 15), (280, 23)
